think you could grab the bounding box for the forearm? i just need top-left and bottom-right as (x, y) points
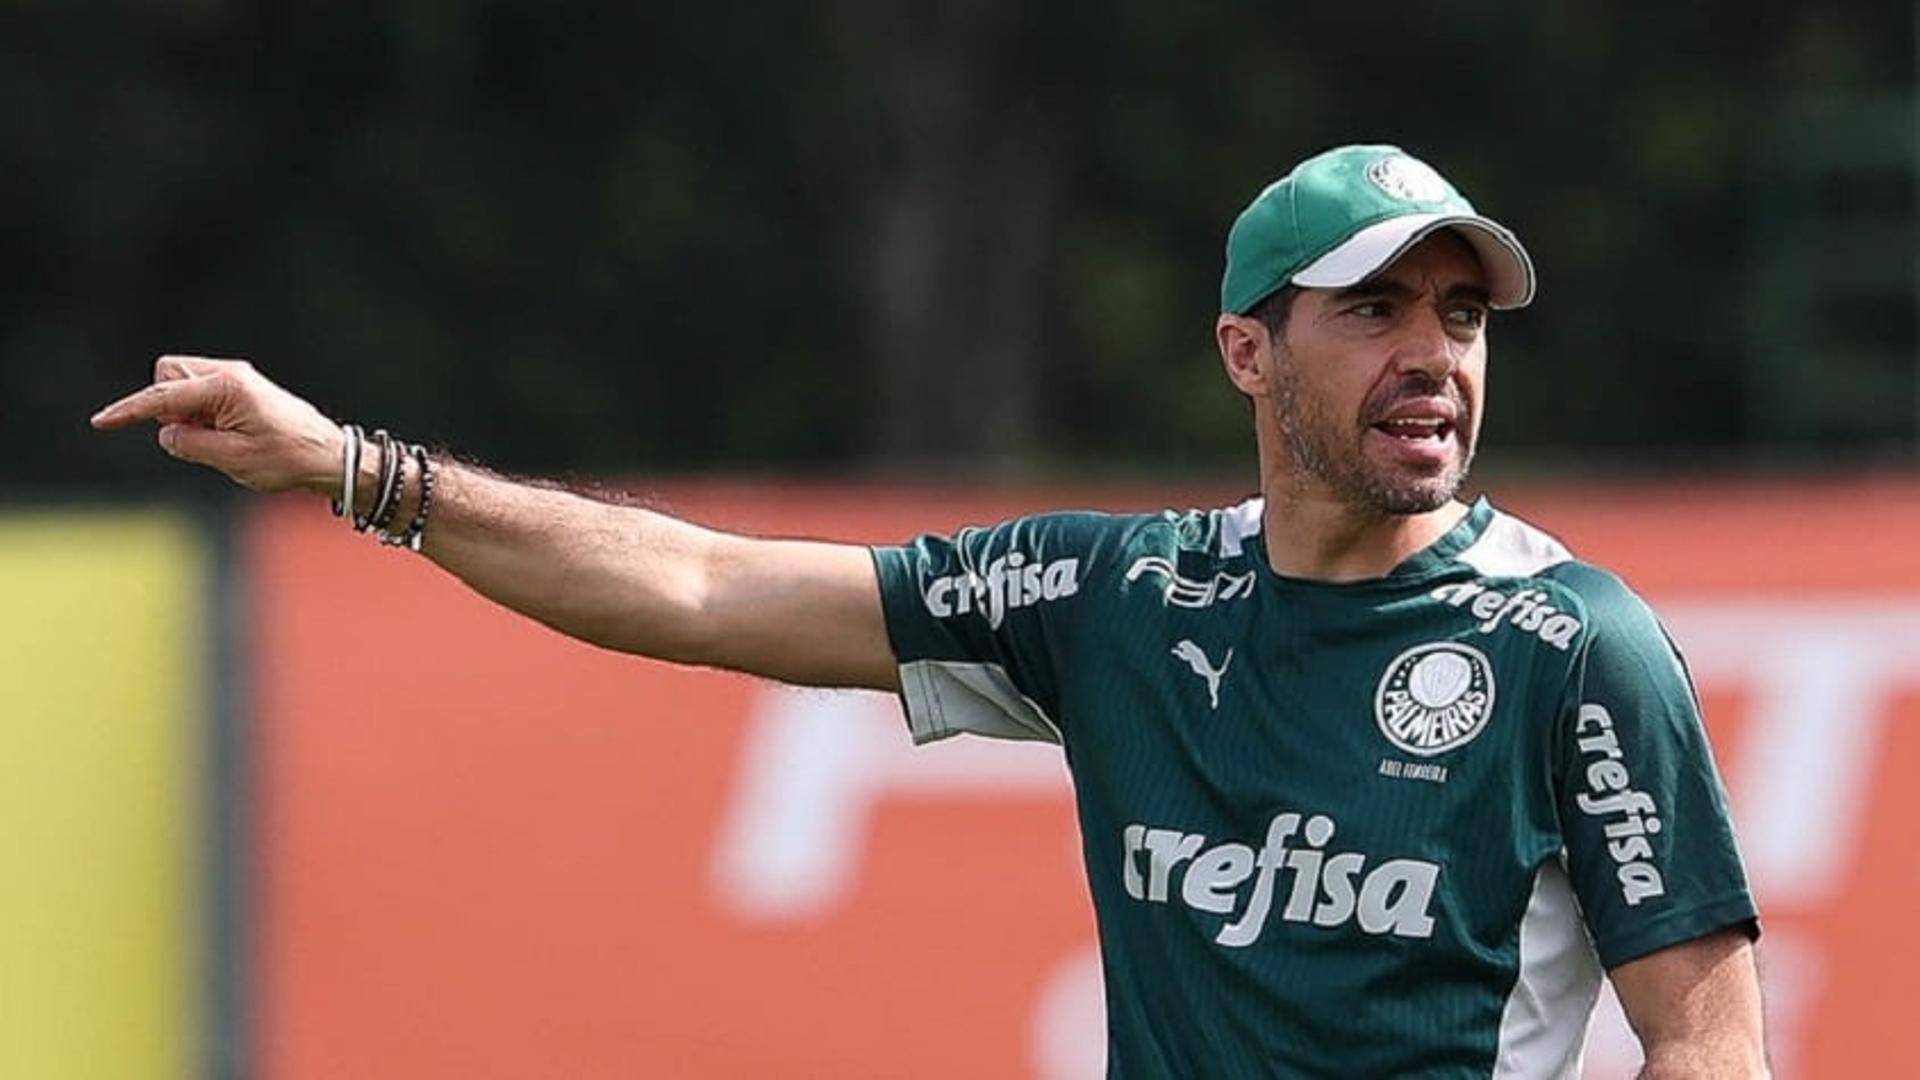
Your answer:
(345, 448), (895, 688)
(343, 446), (724, 660)
(408, 461), (724, 663)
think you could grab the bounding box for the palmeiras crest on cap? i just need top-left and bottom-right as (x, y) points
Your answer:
(1365, 155), (1452, 203)
(1374, 642), (1497, 756)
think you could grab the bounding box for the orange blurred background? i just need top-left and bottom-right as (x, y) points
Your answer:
(247, 480), (1920, 1078)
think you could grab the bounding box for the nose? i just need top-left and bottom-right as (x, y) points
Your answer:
(1391, 304), (1465, 381)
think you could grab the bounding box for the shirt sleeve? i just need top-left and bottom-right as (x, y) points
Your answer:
(1547, 564), (1760, 969)
(869, 511), (1113, 747)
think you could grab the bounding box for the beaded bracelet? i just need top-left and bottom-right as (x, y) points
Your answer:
(373, 442), (434, 550)
(404, 443), (436, 553)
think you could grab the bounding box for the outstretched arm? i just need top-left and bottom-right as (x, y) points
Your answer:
(92, 355), (900, 691)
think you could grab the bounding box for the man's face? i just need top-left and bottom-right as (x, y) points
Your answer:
(1267, 232), (1491, 515)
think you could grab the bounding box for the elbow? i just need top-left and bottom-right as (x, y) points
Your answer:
(565, 544), (726, 666)
(656, 537), (732, 666)
(649, 594), (725, 668)
(604, 575), (724, 667)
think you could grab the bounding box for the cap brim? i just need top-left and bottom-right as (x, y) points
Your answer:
(1291, 212), (1536, 309)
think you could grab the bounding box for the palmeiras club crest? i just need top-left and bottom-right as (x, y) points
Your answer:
(1374, 642), (1497, 756)
(1365, 155), (1451, 203)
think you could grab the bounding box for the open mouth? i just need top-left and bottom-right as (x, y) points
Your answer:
(1371, 417), (1455, 445)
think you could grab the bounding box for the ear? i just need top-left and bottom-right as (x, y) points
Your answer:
(1216, 314), (1274, 398)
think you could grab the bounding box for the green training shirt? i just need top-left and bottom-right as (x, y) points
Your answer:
(870, 497), (1757, 1079)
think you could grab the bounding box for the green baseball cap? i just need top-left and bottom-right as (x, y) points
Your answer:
(1221, 144), (1535, 315)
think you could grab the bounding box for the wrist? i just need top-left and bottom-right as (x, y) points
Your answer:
(318, 422), (442, 552)
(310, 422), (389, 516)
(298, 423), (350, 499)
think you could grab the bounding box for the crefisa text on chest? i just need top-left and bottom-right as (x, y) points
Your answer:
(1428, 581), (1583, 651)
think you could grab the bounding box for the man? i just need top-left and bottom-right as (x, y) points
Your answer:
(93, 144), (1765, 1077)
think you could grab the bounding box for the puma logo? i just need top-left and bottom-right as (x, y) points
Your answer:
(1171, 639), (1233, 710)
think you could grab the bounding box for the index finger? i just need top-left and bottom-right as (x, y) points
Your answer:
(90, 374), (222, 430)
(154, 354), (236, 382)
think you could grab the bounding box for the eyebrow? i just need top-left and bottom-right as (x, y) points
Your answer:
(1331, 279), (1492, 307)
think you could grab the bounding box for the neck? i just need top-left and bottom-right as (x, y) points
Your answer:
(1259, 485), (1470, 582)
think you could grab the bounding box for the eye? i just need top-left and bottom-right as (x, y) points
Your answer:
(1347, 300), (1391, 319)
(1446, 305), (1488, 330)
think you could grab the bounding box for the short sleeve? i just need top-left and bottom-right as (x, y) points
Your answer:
(1547, 564), (1760, 969)
(870, 511), (1115, 746)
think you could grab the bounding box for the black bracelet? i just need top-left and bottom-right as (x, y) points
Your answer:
(363, 430), (405, 534)
(375, 448), (414, 547)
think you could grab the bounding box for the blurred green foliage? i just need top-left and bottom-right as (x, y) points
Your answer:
(4, 1), (1913, 491)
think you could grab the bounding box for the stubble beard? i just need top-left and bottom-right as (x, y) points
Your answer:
(1272, 352), (1475, 516)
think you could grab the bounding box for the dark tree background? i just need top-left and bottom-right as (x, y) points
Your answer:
(4, 1), (1913, 494)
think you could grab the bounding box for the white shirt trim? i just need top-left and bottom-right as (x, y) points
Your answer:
(897, 659), (1064, 746)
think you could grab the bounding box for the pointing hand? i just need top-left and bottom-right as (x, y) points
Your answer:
(91, 355), (344, 496)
